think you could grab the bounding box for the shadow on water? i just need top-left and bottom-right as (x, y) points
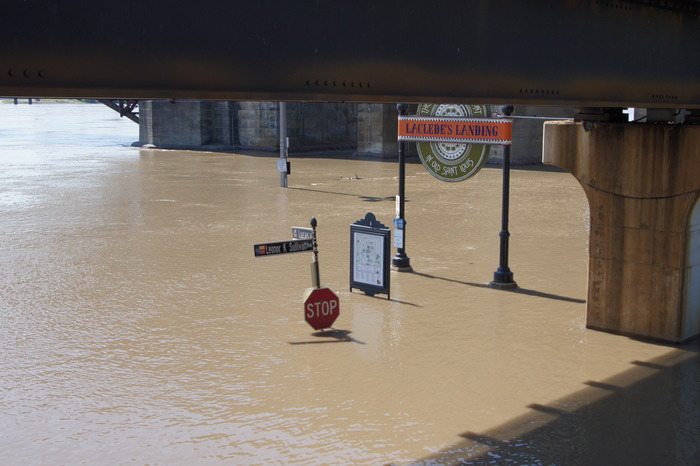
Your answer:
(288, 329), (366, 346)
(234, 150), (568, 174)
(412, 271), (586, 304)
(289, 186), (397, 203)
(414, 341), (700, 465)
(508, 287), (586, 304)
(388, 298), (421, 307)
(349, 290), (422, 308)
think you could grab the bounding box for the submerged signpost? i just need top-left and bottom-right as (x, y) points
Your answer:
(254, 217), (340, 330)
(397, 105), (517, 289)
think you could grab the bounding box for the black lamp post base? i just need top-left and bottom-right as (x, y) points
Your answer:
(392, 254), (413, 272)
(489, 268), (517, 289)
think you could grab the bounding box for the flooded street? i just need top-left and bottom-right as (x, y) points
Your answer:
(1, 103), (698, 465)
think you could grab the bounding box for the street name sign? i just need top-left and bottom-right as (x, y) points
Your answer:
(292, 227), (314, 239)
(254, 239), (314, 257)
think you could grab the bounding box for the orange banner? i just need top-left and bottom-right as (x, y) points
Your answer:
(398, 116), (512, 145)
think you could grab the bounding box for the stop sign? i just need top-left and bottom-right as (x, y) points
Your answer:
(303, 287), (340, 330)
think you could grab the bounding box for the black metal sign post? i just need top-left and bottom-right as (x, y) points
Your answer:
(392, 103), (413, 272)
(310, 217), (320, 288)
(489, 106), (518, 290)
(279, 101), (288, 188)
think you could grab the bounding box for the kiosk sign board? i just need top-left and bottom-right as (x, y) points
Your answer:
(350, 213), (391, 299)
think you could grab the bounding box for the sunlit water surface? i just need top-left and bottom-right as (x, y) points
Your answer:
(1, 103), (698, 465)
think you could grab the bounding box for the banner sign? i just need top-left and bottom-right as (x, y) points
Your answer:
(398, 115), (512, 145)
(406, 104), (497, 183)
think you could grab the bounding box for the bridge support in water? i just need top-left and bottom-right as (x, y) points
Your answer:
(544, 121), (700, 343)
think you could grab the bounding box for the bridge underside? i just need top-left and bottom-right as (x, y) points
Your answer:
(2, 0), (700, 109)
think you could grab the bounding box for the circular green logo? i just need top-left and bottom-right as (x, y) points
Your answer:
(416, 104), (491, 182)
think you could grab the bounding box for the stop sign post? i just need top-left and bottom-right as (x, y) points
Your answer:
(302, 217), (339, 330)
(303, 287), (340, 330)
(252, 216), (340, 330)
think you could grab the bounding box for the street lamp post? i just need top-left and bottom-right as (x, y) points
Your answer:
(392, 103), (412, 272)
(490, 105), (518, 289)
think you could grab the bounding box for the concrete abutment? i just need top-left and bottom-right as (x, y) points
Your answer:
(544, 121), (700, 343)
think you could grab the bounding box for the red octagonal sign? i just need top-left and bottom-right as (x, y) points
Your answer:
(303, 287), (340, 330)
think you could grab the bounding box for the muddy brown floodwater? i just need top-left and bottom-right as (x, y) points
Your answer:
(1, 103), (698, 465)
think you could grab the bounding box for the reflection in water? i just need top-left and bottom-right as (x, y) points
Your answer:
(1, 103), (698, 465)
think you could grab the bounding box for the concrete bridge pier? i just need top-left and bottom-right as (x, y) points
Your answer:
(543, 121), (700, 343)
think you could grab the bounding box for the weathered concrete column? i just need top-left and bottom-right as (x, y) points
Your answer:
(355, 103), (399, 157)
(139, 100), (234, 150)
(543, 121), (700, 343)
